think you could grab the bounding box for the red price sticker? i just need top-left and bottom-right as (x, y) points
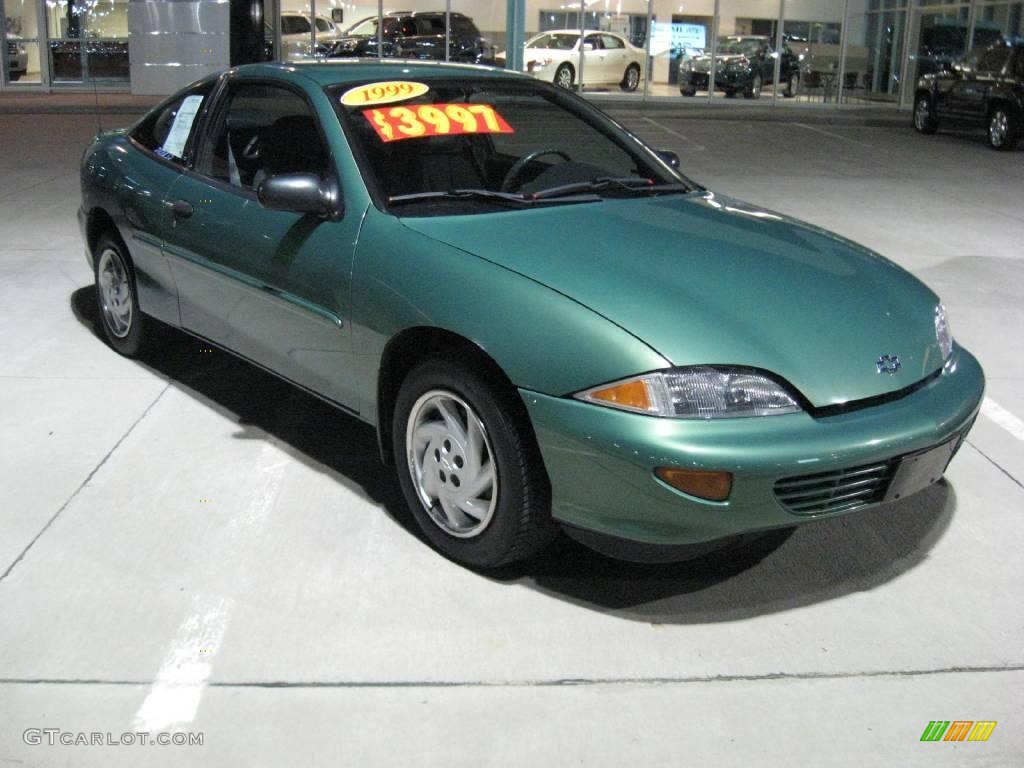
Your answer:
(363, 103), (514, 143)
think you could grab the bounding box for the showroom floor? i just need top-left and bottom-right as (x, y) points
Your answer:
(0, 108), (1022, 766)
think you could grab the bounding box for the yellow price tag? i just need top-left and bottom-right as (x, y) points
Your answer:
(340, 81), (430, 107)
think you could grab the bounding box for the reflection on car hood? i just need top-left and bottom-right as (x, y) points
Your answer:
(400, 192), (945, 407)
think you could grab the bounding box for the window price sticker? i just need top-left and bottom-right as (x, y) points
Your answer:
(341, 81), (430, 107)
(363, 104), (514, 143)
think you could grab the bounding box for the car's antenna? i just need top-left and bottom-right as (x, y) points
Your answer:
(93, 71), (103, 136)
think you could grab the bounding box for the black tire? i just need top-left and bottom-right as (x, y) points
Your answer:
(392, 358), (558, 569)
(93, 232), (150, 357)
(987, 104), (1020, 151)
(743, 73), (762, 99)
(784, 71), (799, 98)
(679, 87), (697, 97)
(620, 63), (641, 92)
(723, 88), (737, 98)
(554, 63), (574, 90)
(913, 92), (939, 135)
(9, 71), (22, 82)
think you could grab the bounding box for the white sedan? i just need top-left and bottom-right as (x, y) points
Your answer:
(502, 30), (644, 91)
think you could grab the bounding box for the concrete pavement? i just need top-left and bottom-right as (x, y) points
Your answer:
(0, 110), (1021, 766)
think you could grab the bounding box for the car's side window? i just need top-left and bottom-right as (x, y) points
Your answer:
(601, 34), (624, 50)
(131, 82), (213, 165)
(585, 34), (602, 50)
(196, 82), (329, 193)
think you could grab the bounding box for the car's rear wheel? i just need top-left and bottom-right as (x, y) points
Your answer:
(620, 63), (641, 92)
(554, 63), (574, 89)
(988, 104), (1020, 151)
(393, 358), (557, 569)
(93, 232), (150, 357)
(913, 93), (939, 134)
(743, 73), (763, 99)
(680, 86), (697, 97)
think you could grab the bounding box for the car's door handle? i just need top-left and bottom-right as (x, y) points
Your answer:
(171, 199), (194, 219)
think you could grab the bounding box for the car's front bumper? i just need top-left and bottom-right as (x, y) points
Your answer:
(521, 347), (984, 548)
(679, 70), (752, 92)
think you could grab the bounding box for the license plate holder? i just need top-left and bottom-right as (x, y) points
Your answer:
(883, 438), (957, 503)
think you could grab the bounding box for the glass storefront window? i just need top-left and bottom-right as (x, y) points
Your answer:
(846, 0), (907, 103)
(5, 0), (43, 83)
(45, 0), (129, 84)
(784, 0), (847, 104)
(975, 1), (1024, 46)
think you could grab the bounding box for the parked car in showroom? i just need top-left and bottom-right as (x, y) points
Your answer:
(7, 34), (28, 81)
(325, 11), (488, 63)
(679, 35), (800, 98)
(278, 11), (344, 60)
(498, 30), (644, 91)
(913, 39), (1024, 150)
(79, 61), (983, 568)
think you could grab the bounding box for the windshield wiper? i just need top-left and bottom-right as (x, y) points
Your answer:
(529, 177), (691, 201)
(388, 189), (599, 208)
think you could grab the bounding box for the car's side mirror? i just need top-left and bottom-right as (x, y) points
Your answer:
(655, 150), (680, 170)
(257, 173), (342, 220)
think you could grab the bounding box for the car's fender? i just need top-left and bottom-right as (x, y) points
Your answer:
(349, 206), (670, 424)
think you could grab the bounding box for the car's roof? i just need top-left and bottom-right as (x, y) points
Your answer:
(534, 29), (621, 36)
(232, 60), (530, 87)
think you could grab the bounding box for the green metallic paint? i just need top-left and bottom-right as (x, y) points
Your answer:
(521, 347), (983, 545)
(402, 191), (945, 408)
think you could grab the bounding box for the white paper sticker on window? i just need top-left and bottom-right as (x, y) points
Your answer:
(161, 94), (205, 159)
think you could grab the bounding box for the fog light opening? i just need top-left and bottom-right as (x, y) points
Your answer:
(655, 468), (733, 502)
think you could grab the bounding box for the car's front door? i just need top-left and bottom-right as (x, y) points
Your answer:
(161, 78), (360, 411)
(582, 33), (608, 84)
(954, 45), (1011, 120)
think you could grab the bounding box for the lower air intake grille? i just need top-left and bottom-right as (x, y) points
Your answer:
(774, 460), (898, 516)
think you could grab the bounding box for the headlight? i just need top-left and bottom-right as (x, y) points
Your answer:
(576, 367), (802, 419)
(935, 303), (953, 360)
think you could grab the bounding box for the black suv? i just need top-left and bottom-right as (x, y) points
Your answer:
(326, 11), (488, 63)
(913, 40), (1024, 150)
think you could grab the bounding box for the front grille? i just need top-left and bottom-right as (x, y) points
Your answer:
(774, 460), (898, 516)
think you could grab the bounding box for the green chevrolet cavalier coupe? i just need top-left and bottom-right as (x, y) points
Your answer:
(79, 61), (984, 568)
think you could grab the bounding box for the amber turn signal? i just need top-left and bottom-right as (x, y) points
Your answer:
(655, 467), (733, 501)
(587, 379), (653, 411)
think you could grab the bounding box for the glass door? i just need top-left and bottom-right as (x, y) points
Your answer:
(3, 0), (46, 85)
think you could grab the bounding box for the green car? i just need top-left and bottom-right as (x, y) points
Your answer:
(79, 61), (984, 568)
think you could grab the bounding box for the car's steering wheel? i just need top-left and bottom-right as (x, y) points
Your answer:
(500, 149), (572, 192)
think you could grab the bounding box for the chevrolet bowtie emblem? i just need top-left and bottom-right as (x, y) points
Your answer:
(876, 354), (901, 374)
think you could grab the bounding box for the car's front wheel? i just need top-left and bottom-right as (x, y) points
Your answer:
(988, 104), (1020, 151)
(93, 232), (150, 356)
(393, 358), (557, 569)
(744, 73), (763, 99)
(554, 63), (574, 89)
(620, 63), (641, 92)
(784, 71), (799, 98)
(913, 92), (939, 134)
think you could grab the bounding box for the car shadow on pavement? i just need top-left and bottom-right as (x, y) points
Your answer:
(72, 285), (956, 624)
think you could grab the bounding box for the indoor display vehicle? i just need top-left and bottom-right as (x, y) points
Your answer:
(326, 12), (488, 63)
(278, 11), (344, 60)
(678, 35), (800, 98)
(913, 39), (1024, 150)
(79, 61), (984, 569)
(499, 30), (644, 91)
(7, 35), (28, 81)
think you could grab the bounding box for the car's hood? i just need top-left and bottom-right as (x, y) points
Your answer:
(400, 192), (945, 407)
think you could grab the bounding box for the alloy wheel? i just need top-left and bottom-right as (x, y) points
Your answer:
(97, 247), (133, 339)
(990, 109), (1008, 148)
(406, 390), (498, 538)
(555, 65), (573, 89)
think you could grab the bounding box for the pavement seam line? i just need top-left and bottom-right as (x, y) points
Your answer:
(0, 383), (170, 583)
(965, 440), (1024, 491)
(2, 664), (1022, 689)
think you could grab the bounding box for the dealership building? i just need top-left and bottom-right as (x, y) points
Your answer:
(2, 0), (1022, 106)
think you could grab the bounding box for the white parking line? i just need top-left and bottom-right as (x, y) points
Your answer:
(132, 594), (232, 733)
(132, 442), (289, 732)
(981, 397), (1024, 443)
(642, 117), (706, 151)
(793, 123), (873, 148)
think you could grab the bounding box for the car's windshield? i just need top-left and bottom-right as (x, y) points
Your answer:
(527, 33), (579, 50)
(717, 37), (762, 55)
(334, 78), (690, 216)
